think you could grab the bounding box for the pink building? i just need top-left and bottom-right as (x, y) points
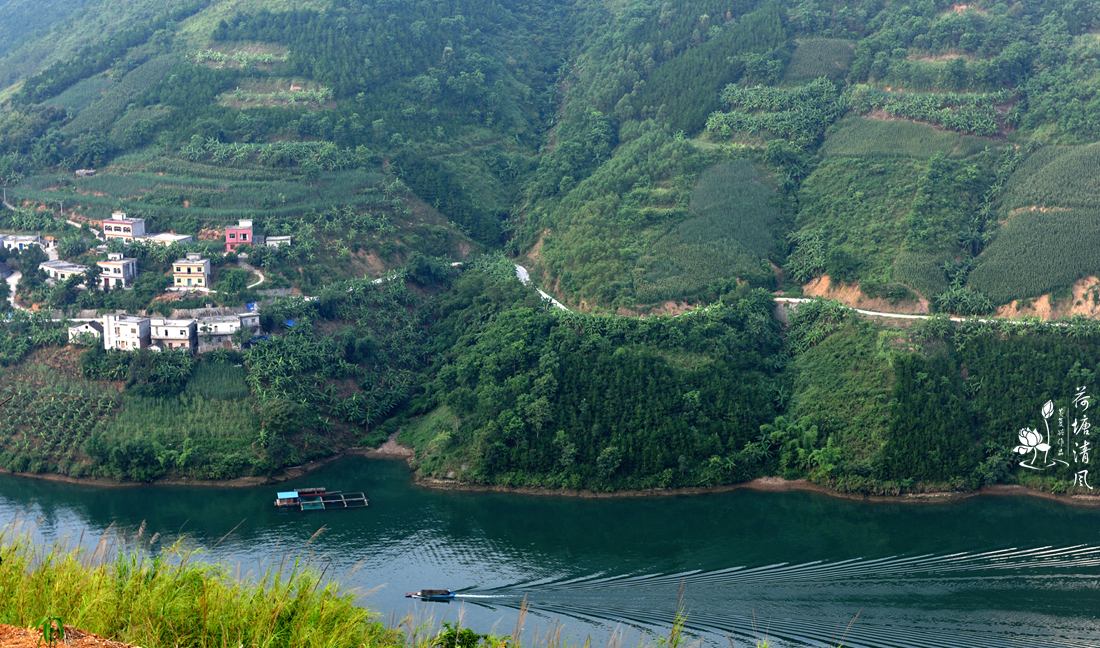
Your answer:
(225, 219), (253, 252)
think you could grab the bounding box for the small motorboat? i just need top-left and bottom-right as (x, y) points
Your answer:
(405, 589), (455, 600)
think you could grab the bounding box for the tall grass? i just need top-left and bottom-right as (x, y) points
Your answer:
(186, 363), (251, 400)
(0, 517), (401, 648)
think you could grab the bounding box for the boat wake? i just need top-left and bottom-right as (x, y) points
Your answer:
(451, 546), (1100, 648)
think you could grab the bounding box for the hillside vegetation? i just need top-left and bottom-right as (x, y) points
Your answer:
(4, 0), (1100, 496)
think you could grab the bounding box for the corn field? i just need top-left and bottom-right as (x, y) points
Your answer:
(969, 207), (1100, 303)
(821, 117), (997, 160)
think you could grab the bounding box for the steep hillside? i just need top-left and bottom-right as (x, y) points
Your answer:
(6, 0), (1100, 495)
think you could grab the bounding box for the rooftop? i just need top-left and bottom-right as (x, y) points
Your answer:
(41, 260), (90, 272)
(69, 321), (104, 333)
(107, 314), (148, 324)
(150, 318), (196, 327)
(106, 212), (142, 222)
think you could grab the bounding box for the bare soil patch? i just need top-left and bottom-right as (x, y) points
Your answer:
(1008, 205), (1071, 216)
(361, 431), (414, 459)
(908, 51), (977, 62)
(803, 275), (930, 314)
(995, 276), (1100, 320)
(0, 624), (138, 648)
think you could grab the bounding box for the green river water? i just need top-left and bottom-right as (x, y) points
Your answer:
(2, 457), (1099, 648)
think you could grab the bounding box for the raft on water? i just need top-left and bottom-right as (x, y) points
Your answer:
(274, 487), (368, 511)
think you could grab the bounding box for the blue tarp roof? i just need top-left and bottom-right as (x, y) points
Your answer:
(277, 491), (298, 499)
(247, 302), (258, 312)
(284, 319), (296, 327)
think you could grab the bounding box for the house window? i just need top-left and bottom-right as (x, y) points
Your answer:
(176, 267), (181, 272)
(229, 233), (236, 239)
(130, 328), (136, 334)
(241, 234), (248, 240)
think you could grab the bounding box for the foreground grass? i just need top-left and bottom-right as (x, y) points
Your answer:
(1, 518), (817, 648)
(0, 519), (401, 648)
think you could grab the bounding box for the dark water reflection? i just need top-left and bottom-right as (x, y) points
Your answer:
(3, 457), (1100, 648)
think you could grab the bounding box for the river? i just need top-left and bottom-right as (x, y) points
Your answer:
(2, 457), (1100, 648)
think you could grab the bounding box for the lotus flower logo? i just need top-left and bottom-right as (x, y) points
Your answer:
(1015, 427), (1050, 468)
(1016, 400), (1061, 470)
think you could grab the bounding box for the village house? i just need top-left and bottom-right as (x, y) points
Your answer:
(96, 252), (138, 290)
(68, 321), (104, 345)
(225, 219), (253, 252)
(145, 232), (194, 246)
(197, 315), (244, 352)
(103, 314), (150, 350)
(239, 311), (260, 331)
(266, 235), (292, 247)
(196, 312), (262, 352)
(39, 260), (90, 284)
(150, 318), (198, 352)
(101, 212), (146, 243)
(0, 234), (46, 251)
(172, 252), (211, 290)
(75, 169), (96, 178)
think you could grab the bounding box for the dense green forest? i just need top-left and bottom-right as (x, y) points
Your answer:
(4, 0), (1100, 493)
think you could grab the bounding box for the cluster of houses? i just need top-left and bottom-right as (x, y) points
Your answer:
(102, 213), (291, 251)
(68, 310), (263, 354)
(40, 252), (202, 292)
(8, 213), (291, 295)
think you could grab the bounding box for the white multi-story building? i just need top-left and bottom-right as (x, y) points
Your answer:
(150, 318), (198, 352)
(103, 314), (151, 350)
(101, 212), (146, 242)
(96, 253), (138, 290)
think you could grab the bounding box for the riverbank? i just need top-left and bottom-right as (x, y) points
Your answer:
(4, 437), (1100, 507)
(0, 432), (413, 489)
(416, 472), (1100, 506)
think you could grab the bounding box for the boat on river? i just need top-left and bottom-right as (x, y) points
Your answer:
(405, 589), (455, 601)
(274, 487), (368, 511)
